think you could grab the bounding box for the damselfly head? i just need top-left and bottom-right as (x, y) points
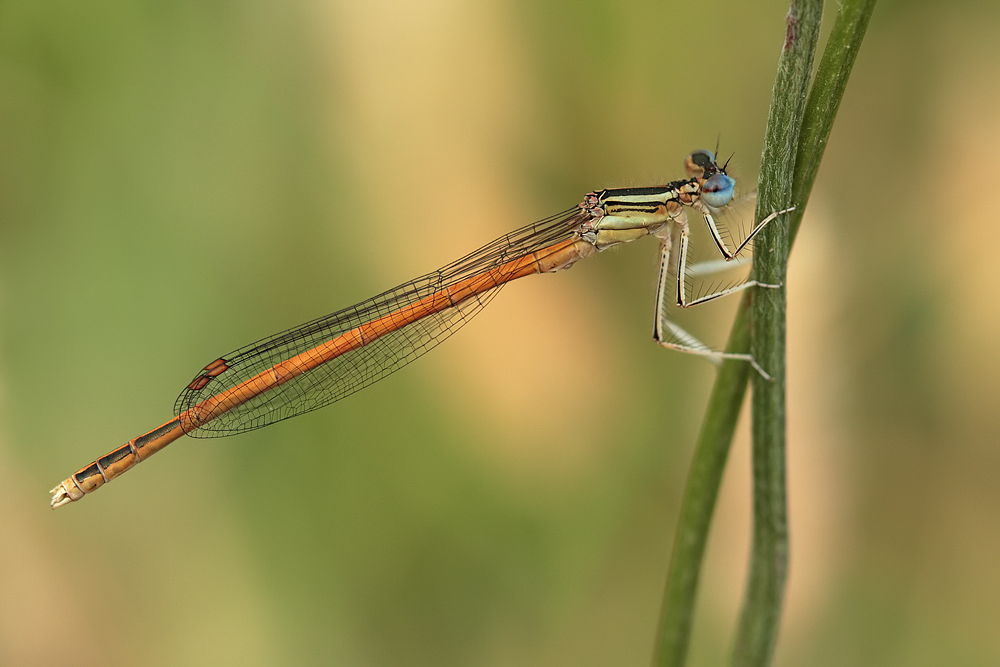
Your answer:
(701, 173), (736, 209)
(685, 149), (737, 208)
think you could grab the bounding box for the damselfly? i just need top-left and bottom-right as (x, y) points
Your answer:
(50, 150), (790, 508)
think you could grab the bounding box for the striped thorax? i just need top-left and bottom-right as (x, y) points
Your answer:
(577, 149), (736, 251)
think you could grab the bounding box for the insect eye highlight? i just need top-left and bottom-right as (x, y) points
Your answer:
(701, 173), (735, 208)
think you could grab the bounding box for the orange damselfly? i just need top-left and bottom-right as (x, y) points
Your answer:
(50, 150), (788, 508)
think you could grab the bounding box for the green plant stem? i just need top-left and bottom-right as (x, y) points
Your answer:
(733, 1), (823, 665)
(790, 0), (878, 245)
(651, 1), (876, 666)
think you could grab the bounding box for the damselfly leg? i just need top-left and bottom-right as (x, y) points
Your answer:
(651, 204), (795, 380)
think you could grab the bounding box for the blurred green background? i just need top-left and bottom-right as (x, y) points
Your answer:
(3, 1), (1000, 665)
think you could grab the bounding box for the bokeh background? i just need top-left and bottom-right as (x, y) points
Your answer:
(2, 1), (999, 665)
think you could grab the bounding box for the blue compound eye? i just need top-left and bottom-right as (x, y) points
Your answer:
(701, 173), (735, 208)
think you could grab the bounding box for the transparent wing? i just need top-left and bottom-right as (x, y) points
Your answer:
(174, 208), (585, 437)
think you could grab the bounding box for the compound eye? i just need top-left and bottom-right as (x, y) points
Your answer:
(701, 173), (735, 208)
(685, 150), (716, 177)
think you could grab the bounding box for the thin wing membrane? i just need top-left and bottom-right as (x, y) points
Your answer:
(174, 208), (584, 437)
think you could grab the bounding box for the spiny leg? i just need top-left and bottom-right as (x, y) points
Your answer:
(657, 334), (773, 381)
(694, 202), (795, 260)
(672, 225), (778, 309)
(697, 203), (736, 259)
(652, 225), (773, 380)
(652, 230), (674, 346)
(678, 205), (797, 308)
(730, 205), (796, 257)
(684, 255), (750, 278)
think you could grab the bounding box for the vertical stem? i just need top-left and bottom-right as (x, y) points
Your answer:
(651, 1), (876, 665)
(732, 2), (822, 666)
(789, 0), (879, 246)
